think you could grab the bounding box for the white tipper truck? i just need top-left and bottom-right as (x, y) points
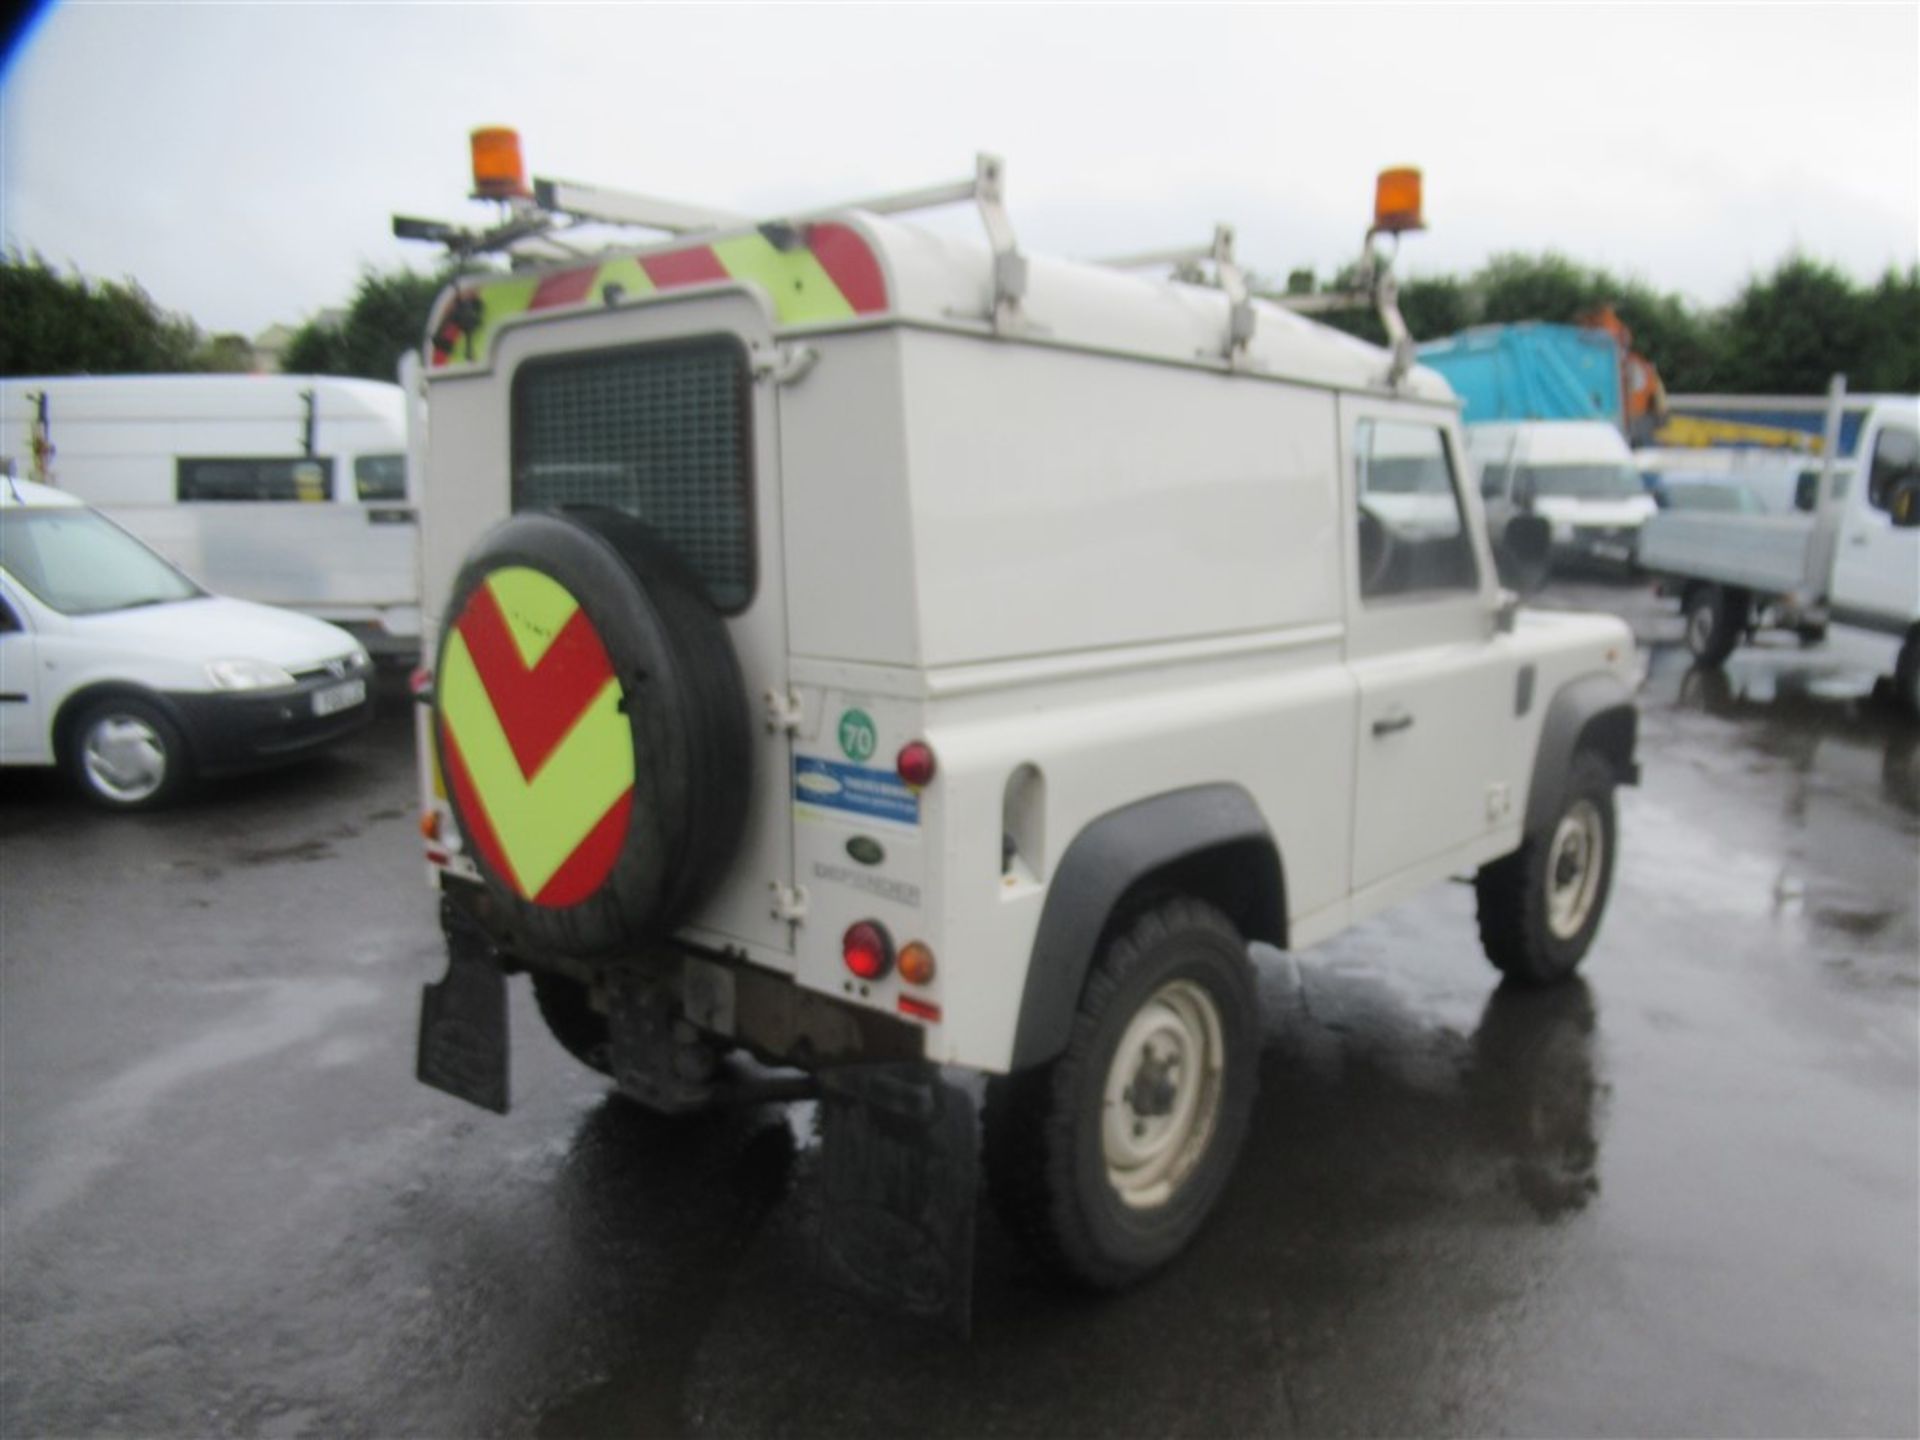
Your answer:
(396, 135), (1640, 1324)
(1637, 380), (1920, 711)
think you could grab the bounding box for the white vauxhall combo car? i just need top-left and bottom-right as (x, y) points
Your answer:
(0, 477), (374, 809)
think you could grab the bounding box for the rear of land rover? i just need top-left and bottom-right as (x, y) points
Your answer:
(413, 260), (951, 1091)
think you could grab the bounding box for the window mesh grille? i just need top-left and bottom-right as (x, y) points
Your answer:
(513, 339), (751, 610)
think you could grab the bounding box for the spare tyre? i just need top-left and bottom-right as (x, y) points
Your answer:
(433, 507), (750, 957)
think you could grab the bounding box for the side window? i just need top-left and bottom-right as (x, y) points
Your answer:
(177, 457), (334, 503)
(0, 594), (20, 633)
(1354, 419), (1479, 600)
(353, 453), (408, 502)
(1867, 427), (1919, 515)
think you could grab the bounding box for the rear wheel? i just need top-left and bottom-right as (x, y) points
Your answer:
(1475, 752), (1617, 986)
(531, 972), (612, 1076)
(1683, 583), (1747, 667)
(67, 697), (192, 811)
(983, 897), (1258, 1290)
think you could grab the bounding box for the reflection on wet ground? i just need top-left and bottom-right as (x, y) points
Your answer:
(2, 580), (1914, 1437)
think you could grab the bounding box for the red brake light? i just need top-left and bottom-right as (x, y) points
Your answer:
(843, 921), (894, 981)
(896, 740), (937, 787)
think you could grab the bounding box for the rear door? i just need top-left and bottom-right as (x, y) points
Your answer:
(1339, 397), (1522, 891)
(493, 294), (796, 964)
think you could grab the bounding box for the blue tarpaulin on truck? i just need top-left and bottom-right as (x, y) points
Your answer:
(1417, 324), (1622, 427)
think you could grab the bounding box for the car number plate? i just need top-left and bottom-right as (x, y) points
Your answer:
(313, 679), (367, 716)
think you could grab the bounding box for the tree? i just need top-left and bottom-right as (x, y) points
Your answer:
(1714, 255), (1872, 394)
(0, 251), (219, 376)
(283, 265), (454, 380)
(1852, 264), (1919, 395)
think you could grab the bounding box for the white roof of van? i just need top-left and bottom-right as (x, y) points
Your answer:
(0, 374), (405, 424)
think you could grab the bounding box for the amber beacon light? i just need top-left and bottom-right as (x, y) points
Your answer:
(470, 126), (531, 200)
(1372, 167), (1425, 235)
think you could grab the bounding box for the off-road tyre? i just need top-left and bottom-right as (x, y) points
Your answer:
(433, 508), (750, 957)
(1475, 752), (1617, 986)
(1896, 626), (1920, 719)
(531, 972), (613, 1076)
(66, 695), (193, 811)
(982, 897), (1259, 1290)
(1683, 583), (1747, 667)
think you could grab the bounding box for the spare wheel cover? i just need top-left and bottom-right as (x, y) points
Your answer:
(434, 508), (749, 956)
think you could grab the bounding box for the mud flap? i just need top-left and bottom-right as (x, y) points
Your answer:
(416, 912), (509, 1115)
(818, 1064), (977, 1336)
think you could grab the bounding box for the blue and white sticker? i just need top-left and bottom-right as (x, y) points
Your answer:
(794, 755), (920, 827)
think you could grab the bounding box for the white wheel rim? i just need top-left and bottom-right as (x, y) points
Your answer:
(1101, 978), (1226, 1210)
(83, 716), (167, 803)
(1546, 800), (1605, 940)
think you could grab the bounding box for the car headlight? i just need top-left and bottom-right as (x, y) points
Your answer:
(206, 658), (296, 691)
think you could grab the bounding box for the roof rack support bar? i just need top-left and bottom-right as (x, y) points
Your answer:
(1096, 224), (1254, 364)
(531, 177), (751, 235)
(1357, 231), (1417, 388)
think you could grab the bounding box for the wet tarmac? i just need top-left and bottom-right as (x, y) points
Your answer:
(3, 584), (1915, 1438)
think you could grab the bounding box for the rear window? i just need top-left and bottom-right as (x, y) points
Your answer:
(512, 337), (753, 612)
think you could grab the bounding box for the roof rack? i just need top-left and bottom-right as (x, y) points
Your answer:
(395, 141), (1421, 383)
(1097, 224), (1255, 366)
(396, 151), (1030, 333)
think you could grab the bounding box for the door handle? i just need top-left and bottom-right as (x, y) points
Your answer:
(1848, 533), (1870, 546)
(1372, 712), (1414, 737)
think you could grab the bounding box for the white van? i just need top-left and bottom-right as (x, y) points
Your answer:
(0, 375), (421, 659)
(0, 478), (374, 808)
(1469, 419), (1657, 568)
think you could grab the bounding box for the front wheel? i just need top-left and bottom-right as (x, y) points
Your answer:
(67, 697), (192, 811)
(1475, 752), (1618, 986)
(983, 897), (1259, 1290)
(1683, 583), (1747, 667)
(1895, 627), (1920, 719)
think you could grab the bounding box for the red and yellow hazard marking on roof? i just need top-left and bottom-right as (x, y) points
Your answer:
(430, 222), (887, 369)
(437, 566), (634, 907)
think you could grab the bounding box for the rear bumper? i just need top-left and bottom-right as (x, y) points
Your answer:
(167, 677), (375, 776)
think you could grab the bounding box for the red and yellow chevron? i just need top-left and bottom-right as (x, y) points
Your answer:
(431, 222), (887, 369)
(437, 566), (635, 907)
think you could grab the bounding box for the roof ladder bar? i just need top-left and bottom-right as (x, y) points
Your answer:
(800, 153), (1026, 331)
(1098, 224), (1255, 364)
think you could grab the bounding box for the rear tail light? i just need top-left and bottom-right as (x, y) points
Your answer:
(898, 941), (937, 986)
(842, 921), (894, 981)
(410, 665), (434, 702)
(420, 810), (442, 842)
(896, 740), (936, 787)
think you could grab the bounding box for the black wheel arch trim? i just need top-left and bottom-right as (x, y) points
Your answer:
(1009, 783), (1284, 1072)
(1524, 671), (1640, 838)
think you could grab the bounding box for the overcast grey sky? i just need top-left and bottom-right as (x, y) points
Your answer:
(2, 3), (1915, 339)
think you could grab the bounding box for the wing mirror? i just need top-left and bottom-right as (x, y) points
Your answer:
(1495, 513), (1552, 595)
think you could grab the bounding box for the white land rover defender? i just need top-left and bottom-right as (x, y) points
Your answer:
(402, 139), (1639, 1318)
